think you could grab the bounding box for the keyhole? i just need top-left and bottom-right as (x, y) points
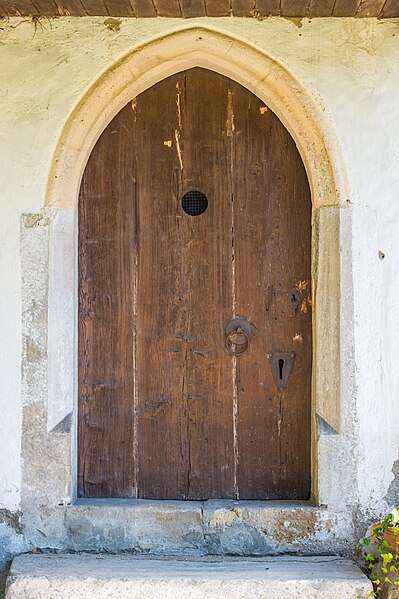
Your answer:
(278, 358), (284, 380)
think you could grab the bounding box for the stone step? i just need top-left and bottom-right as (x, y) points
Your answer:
(61, 499), (353, 556)
(6, 554), (372, 598)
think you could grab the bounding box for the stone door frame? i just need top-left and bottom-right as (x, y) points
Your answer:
(21, 26), (352, 524)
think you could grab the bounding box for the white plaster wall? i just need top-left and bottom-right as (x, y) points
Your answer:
(0, 15), (399, 513)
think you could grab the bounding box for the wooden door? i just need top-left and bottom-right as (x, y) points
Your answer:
(78, 68), (312, 500)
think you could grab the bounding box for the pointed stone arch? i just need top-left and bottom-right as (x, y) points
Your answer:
(46, 25), (347, 210)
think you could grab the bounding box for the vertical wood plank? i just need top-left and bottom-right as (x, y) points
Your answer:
(103, 0), (134, 14)
(231, 0), (255, 16)
(356, 0), (385, 15)
(333, 0), (361, 16)
(26, 0), (58, 15)
(136, 69), (235, 499)
(308, 0), (335, 16)
(81, 0), (108, 15)
(78, 102), (137, 498)
(205, 0), (231, 16)
(254, 0), (280, 16)
(54, 0), (86, 15)
(129, 0), (156, 16)
(0, 0), (40, 14)
(380, 0), (399, 17)
(153, 0), (181, 15)
(179, 0), (206, 16)
(231, 85), (312, 500)
(280, 0), (310, 16)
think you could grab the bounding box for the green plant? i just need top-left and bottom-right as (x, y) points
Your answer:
(362, 507), (399, 597)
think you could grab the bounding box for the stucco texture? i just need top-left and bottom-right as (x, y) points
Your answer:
(0, 14), (399, 562)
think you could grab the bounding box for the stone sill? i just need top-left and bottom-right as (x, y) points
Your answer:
(72, 498), (315, 509)
(64, 499), (352, 556)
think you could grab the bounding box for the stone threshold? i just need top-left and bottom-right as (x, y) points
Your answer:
(5, 554), (372, 598)
(64, 499), (353, 556)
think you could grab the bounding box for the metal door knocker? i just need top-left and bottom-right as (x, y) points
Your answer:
(225, 317), (253, 356)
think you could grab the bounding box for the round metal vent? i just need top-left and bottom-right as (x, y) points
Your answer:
(181, 190), (208, 216)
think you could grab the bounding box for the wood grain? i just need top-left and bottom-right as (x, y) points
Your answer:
(27, 0), (57, 15)
(0, 0), (395, 15)
(81, 0), (108, 15)
(280, 0), (310, 16)
(103, 0), (134, 14)
(231, 84), (312, 499)
(0, 0), (39, 14)
(136, 70), (235, 499)
(380, 0), (399, 17)
(153, 0), (181, 15)
(332, 0), (361, 15)
(78, 100), (136, 498)
(179, 0), (206, 17)
(356, 0), (385, 15)
(205, 0), (231, 15)
(231, 0), (255, 16)
(308, 0), (335, 16)
(254, 0), (280, 15)
(54, 0), (86, 16)
(128, 0), (156, 15)
(78, 67), (312, 500)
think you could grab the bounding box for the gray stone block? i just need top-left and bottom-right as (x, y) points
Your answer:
(5, 554), (372, 599)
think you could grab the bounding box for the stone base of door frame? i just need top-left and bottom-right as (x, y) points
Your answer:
(5, 554), (372, 599)
(31, 500), (354, 557)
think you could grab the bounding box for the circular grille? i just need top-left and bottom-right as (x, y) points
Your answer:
(181, 190), (208, 216)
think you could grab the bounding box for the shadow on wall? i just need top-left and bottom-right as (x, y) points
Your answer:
(385, 459), (399, 507)
(0, 562), (11, 599)
(0, 510), (27, 599)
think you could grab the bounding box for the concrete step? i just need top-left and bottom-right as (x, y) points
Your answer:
(6, 554), (372, 598)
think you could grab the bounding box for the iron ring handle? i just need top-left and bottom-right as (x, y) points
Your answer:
(225, 327), (250, 356)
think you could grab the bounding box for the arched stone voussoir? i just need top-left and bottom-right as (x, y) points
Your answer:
(45, 24), (347, 211)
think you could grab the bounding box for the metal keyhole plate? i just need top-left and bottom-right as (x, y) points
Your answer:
(288, 288), (301, 310)
(268, 351), (296, 391)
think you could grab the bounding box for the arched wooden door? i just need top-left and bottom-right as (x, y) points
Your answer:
(78, 68), (312, 500)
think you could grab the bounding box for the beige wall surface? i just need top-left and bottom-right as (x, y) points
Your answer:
(0, 15), (398, 549)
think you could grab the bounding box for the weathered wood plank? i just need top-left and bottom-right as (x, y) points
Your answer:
(205, 0), (230, 16)
(27, 0), (58, 15)
(231, 0), (254, 16)
(380, 0), (399, 17)
(129, 0), (156, 15)
(81, 0), (108, 15)
(2, 0), (41, 14)
(333, 0), (361, 16)
(103, 0), (134, 15)
(280, 0), (310, 16)
(231, 85), (312, 500)
(136, 69), (235, 499)
(54, 0), (86, 15)
(308, 0), (335, 16)
(153, 0), (181, 15)
(254, 0), (280, 15)
(356, 0), (385, 16)
(78, 104), (137, 498)
(179, 0), (206, 17)
(0, 0), (393, 15)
